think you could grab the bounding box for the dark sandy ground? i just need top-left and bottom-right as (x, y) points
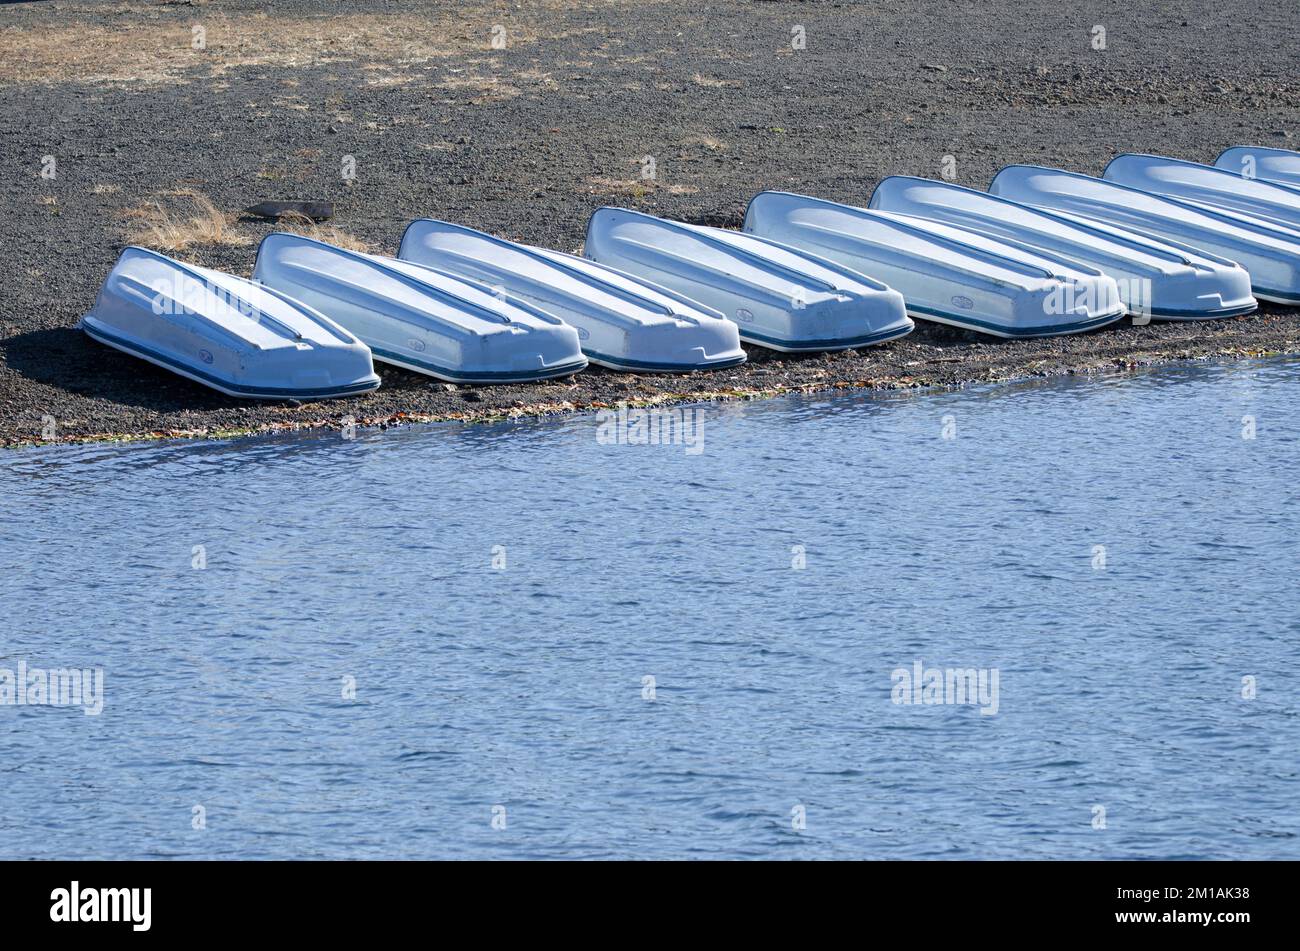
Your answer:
(1, 0), (1298, 446)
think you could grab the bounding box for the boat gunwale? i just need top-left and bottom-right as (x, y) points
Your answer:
(905, 301), (1127, 338)
(366, 345), (588, 383)
(80, 318), (381, 399)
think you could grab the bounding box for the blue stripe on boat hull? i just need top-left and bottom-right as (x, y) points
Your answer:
(1252, 288), (1300, 306)
(583, 349), (747, 372)
(82, 322), (381, 400)
(1148, 301), (1258, 320)
(738, 323), (913, 351)
(906, 304), (1126, 338)
(368, 346), (588, 383)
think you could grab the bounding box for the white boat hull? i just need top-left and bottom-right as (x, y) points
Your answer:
(990, 165), (1300, 305)
(869, 176), (1256, 321)
(81, 247), (380, 400)
(743, 192), (1124, 338)
(397, 219), (746, 372)
(253, 233), (587, 384)
(1104, 153), (1300, 232)
(1215, 146), (1300, 189)
(583, 207), (914, 351)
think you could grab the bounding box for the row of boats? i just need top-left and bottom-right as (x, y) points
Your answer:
(81, 145), (1300, 400)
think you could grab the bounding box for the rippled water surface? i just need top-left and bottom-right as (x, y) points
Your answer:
(2, 359), (1299, 859)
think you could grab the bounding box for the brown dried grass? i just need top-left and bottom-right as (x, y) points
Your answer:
(0, 4), (622, 85)
(122, 191), (249, 251)
(272, 212), (375, 254)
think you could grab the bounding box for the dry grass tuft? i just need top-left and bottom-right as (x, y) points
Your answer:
(437, 73), (521, 102)
(273, 212), (375, 253)
(587, 177), (699, 197)
(123, 191), (250, 252)
(687, 134), (727, 152)
(516, 67), (557, 86)
(691, 73), (735, 88)
(587, 177), (656, 199)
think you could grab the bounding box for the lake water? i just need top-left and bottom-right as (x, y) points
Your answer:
(2, 359), (1298, 860)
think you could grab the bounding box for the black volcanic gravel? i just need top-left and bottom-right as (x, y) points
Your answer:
(2, 0), (1298, 446)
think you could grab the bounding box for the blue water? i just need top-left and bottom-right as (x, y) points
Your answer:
(2, 359), (1298, 860)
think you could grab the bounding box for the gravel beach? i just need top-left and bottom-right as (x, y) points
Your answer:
(2, 0), (1298, 446)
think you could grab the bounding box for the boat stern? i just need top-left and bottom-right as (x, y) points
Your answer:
(602, 312), (746, 371)
(1015, 273), (1126, 337)
(243, 337), (381, 399)
(1145, 262), (1258, 320)
(459, 321), (588, 383)
(740, 287), (913, 351)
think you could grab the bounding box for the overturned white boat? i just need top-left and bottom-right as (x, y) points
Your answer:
(582, 207), (913, 351)
(1104, 153), (1300, 231)
(80, 246), (380, 400)
(743, 192), (1124, 338)
(253, 233), (587, 384)
(397, 219), (745, 371)
(869, 176), (1256, 320)
(990, 165), (1300, 305)
(1215, 146), (1300, 189)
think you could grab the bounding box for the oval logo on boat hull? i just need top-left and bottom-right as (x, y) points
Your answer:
(408, 338), (427, 353)
(735, 308), (755, 322)
(577, 327), (590, 341)
(951, 295), (974, 310)
(198, 349), (214, 364)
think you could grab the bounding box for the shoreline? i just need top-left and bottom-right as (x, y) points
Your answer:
(7, 314), (1298, 449)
